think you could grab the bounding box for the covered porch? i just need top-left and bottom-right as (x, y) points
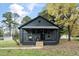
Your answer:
(20, 26), (60, 45)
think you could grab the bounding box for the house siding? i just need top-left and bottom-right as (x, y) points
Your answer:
(23, 17), (53, 26)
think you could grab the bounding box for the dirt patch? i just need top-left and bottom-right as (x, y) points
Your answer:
(43, 40), (79, 51)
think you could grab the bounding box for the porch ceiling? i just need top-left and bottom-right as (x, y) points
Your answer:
(22, 26), (59, 29)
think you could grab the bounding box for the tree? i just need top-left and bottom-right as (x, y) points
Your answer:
(0, 27), (4, 40)
(12, 13), (20, 45)
(0, 27), (4, 37)
(2, 12), (13, 36)
(39, 10), (49, 19)
(21, 16), (31, 24)
(2, 12), (20, 45)
(39, 10), (56, 23)
(47, 3), (79, 41)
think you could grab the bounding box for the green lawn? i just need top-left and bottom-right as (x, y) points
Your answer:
(0, 49), (79, 56)
(0, 40), (18, 47)
(0, 40), (79, 56)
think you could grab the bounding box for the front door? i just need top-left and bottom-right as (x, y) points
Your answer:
(34, 29), (45, 41)
(39, 29), (45, 41)
(40, 32), (45, 41)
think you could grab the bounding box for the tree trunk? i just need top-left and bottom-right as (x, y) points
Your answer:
(8, 25), (12, 36)
(68, 25), (71, 41)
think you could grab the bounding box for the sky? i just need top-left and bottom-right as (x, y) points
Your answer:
(0, 3), (46, 25)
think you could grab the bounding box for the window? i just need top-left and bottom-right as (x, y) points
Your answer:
(46, 31), (51, 38)
(45, 34), (51, 41)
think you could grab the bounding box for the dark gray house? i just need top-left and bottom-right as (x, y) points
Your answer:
(19, 16), (60, 45)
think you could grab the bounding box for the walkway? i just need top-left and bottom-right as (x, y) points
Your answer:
(0, 47), (42, 49)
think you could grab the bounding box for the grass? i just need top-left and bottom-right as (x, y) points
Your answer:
(0, 39), (79, 56)
(0, 49), (78, 56)
(0, 48), (79, 56)
(0, 40), (19, 47)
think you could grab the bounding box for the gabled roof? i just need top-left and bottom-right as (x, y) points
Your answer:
(18, 16), (59, 29)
